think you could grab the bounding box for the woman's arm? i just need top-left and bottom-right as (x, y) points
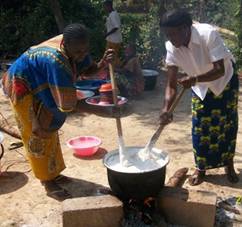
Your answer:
(80, 49), (114, 77)
(196, 59), (225, 82)
(178, 59), (225, 88)
(159, 65), (178, 125)
(162, 65), (178, 112)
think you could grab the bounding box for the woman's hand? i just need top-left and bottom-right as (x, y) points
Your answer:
(102, 49), (114, 64)
(177, 73), (196, 88)
(159, 111), (173, 125)
(98, 49), (114, 69)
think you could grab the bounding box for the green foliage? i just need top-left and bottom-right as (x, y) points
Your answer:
(121, 6), (166, 69)
(60, 0), (106, 59)
(231, 0), (242, 69)
(0, 0), (57, 57)
(1, 0), (242, 69)
(0, 0), (105, 59)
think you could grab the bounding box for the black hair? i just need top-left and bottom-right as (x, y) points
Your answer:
(160, 9), (192, 28)
(63, 23), (88, 45)
(103, 0), (113, 6)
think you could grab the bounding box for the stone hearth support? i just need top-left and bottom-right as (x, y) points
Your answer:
(62, 187), (217, 227)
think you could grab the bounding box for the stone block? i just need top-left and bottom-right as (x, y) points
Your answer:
(62, 195), (123, 227)
(158, 186), (217, 227)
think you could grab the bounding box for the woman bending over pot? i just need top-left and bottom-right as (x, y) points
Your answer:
(2, 23), (113, 200)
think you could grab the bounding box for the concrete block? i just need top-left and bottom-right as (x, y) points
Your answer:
(62, 195), (123, 227)
(158, 186), (217, 227)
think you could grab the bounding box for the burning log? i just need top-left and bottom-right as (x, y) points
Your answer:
(122, 197), (168, 226)
(121, 167), (189, 226)
(166, 167), (188, 187)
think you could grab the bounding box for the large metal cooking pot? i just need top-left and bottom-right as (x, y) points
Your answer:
(103, 146), (169, 201)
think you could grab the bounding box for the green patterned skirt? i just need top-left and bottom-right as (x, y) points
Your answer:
(192, 73), (238, 170)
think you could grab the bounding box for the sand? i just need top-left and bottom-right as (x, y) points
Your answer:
(0, 74), (242, 227)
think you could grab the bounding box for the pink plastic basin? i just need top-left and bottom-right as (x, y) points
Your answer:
(66, 136), (102, 157)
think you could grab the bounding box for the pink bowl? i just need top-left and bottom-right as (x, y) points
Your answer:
(66, 136), (102, 157)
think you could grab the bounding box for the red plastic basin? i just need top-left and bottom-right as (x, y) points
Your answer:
(66, 136), (102, 157)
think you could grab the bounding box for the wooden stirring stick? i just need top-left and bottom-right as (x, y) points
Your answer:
(141, 87), (186, 160)
(108, 63), (128, 166)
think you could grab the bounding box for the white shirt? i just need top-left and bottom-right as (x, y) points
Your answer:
(106, 10), (122, 43)
(165, 23), (234, 100)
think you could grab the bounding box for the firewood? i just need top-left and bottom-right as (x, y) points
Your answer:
(166, 167), (188, 187)
(0, 113), (21, 140)
(0, 126), (21, 140)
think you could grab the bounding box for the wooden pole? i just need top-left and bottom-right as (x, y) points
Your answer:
(108, 63), (127, 165)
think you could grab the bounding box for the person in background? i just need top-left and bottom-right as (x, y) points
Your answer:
(159, 9), (239, 186)
(2, 23), (113, 200)
(103, 0), (122, 67)
(115, 43), (144, 97)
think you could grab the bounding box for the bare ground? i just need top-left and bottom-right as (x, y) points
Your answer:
(0, 75), (242, 227)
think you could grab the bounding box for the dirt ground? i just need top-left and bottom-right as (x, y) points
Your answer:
(0, 74), (242, 227)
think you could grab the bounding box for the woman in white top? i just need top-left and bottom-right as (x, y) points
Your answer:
(160, 9), (239, 186)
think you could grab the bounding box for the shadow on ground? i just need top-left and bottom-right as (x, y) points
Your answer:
(72, 147), (107, 161)
(0, 171), (28, 195)
(57, 176), (110, 198)
(204, 169), (242, 189)
(67, 75), (192, 130)
(130, 74), (191, 126)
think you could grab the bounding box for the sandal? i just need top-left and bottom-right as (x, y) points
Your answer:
(188, 169), (206, 186)
(41, 180), (72, 201)
(8, 142), (24, 150)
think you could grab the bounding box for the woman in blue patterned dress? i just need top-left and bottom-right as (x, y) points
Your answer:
(159, 10), (239, 186)
(2, 23), (113, 200)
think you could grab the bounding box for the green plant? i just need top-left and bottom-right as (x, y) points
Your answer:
(120, 5), (166, 69)
(0, 0), (105, 60)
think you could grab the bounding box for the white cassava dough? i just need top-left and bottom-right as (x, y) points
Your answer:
(104, 147), (169, 173)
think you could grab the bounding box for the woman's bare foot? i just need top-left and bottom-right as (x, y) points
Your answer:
(41, 180), (72, 201)
(225, 160), (239, 183)
(188, 169), (206, 186)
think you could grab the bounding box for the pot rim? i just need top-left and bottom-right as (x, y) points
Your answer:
(0, 132), (4, 144)
(103, 146), (169, 174)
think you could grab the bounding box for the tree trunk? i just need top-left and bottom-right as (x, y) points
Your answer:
(48, 0), (65, 33)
